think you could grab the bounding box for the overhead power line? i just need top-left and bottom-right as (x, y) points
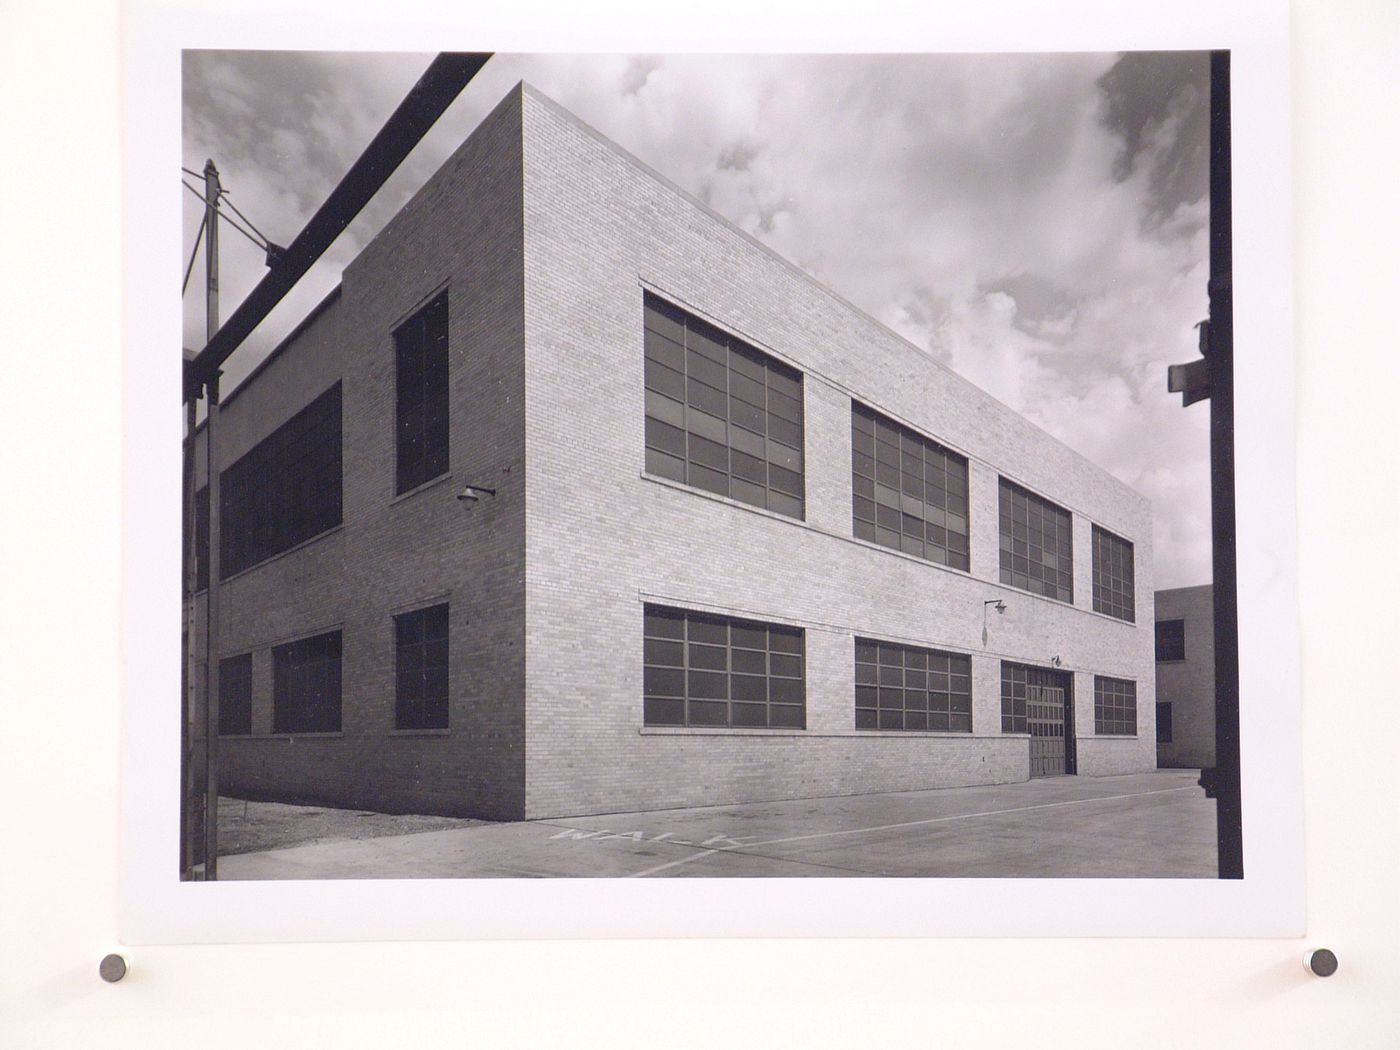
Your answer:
(219, 191), (275, 248)
(182, 179), (270, 253)
(183, 215), (206, 294)
(185, 51), (491, 394)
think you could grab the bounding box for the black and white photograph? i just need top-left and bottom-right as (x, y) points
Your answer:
(176, 48), (1245, 884)
(18, 0), (1400, 1044)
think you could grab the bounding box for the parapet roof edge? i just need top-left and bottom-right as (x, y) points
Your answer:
(517, 80), (1152, 514)
(191, 284), (342, 436)
(1153, 582), (1215, 596)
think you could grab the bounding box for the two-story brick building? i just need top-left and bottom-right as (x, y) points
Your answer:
(1154, 584), (1216, 769)
(189, 82), (1157, 822)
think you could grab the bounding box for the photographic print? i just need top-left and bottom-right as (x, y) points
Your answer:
(176, 49), (1232, 883)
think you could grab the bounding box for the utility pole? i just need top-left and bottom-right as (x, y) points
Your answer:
(182, 355), (197, 879)
(177, 55), (492, 880)
(1204, 51), (1241, 881)
(202, 158), (223, 881)
(1167, 51), (1240, 879)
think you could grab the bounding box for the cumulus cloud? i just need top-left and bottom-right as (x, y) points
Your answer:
(182, 51), (1212, 587)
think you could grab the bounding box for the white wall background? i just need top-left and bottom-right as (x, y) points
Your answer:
(1, 0), (1397, 1045)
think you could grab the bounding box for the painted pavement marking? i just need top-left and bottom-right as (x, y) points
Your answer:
(625, 784), (1200, 877)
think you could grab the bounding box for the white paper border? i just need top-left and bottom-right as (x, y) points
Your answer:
(119, 0), (1301, 943)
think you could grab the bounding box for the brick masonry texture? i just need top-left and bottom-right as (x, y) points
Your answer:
(188, 83), (1157, 823)
(1155, 584), (1216, 769)
(192, 89), (527, 820)
(518, 84), (1155, 819)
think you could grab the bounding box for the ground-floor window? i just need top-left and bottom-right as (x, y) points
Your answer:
(643, 604), (805, 728)
(1000, 663), (1031, 733)
(395, 603), (449, 730)
(272, 629), (342, 733)
(855, 638), (971, 731)
(218, 653), (253, 736)
(1156, 701), (1173, 744)
(1094, 675), (1137, 735)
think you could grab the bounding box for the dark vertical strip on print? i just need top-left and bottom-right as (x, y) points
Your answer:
(1209, 50), (1242, 880)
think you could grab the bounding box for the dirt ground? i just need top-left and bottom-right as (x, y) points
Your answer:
(217, 796), (486, 856)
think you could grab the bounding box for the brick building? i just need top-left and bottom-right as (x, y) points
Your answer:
(1153, 584), (1216, 769)
(189, 83), (1157, 822)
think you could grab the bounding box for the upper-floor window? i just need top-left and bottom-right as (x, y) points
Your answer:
(1155, 619), (1186, 661)
(395, 292), (450, 494)
(643, 293), (804, 519)
(998, 479), (1073, 603)
(218, 653), (252, 736)
(272, 629), (342, 734)
(395, 603), (449, 730)
(1091, 525), (1136, 622)
(855, 638), (972, 732)
(643, 604), (805, 729)
(192, 485), (210, 592)
(851, 402), (969, 570)
(221, 382), (342, 579)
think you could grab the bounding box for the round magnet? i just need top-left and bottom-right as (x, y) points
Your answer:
(99, 954), (128, 983)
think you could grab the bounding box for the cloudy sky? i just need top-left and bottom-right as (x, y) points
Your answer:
(183, 50), (1212, 588)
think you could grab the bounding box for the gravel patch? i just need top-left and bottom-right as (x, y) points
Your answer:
(217, 797), (487, 856)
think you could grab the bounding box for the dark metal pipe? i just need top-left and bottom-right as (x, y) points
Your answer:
(183, 52), (491, 395)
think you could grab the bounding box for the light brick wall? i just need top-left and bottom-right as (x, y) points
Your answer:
(190, 88), (528, 820)
(1155, 584), (1216, 768)
(519, 84), (1156, 819)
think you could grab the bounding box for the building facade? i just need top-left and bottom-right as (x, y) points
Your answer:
(1153, 584), (1216, 769)
(190, 84), (1156, 822)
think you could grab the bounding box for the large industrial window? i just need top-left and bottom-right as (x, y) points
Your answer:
(643, 604), (805, 729)
(218, 653), (252, 736)
(1156, 701), (1173, 744)
(395, 292), (450, 494)
(272, 630), (342, 734)
(1155, 619), (1185, 661)
(851, 402), (970, 570)
(998, 479), (1073, 603)
(395, 603), (449, 730)
(1000, 663), (1030, 733)
(192, 485), (210, 592)
(1091, 525), (1136, 622)
(643, 293), (805, 519)
(855, 638), (971, 732)
(220, 382), (343, 579)
(1094, 675), (1137, 735)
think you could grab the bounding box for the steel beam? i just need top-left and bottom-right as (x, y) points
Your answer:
(183, 51), (491, 395)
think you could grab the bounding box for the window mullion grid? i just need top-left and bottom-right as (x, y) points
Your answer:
(681, 612), (692, 728)
(766, 626), (782, 729)
(725, 620), (735, 728)
(759, 355), (770, 511)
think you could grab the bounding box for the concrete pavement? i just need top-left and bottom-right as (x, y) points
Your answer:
(218, 768), (1217, 880)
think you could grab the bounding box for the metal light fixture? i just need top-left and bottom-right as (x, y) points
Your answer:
(456, 484), (497, 504)
(982, 598), (1007, 646)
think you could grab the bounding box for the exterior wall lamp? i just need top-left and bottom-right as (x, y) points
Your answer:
(982, 598), (1006, 647)
(456, 484), (497, 503)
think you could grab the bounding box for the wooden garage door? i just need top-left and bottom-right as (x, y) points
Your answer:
(1028, 682), (1068, 777)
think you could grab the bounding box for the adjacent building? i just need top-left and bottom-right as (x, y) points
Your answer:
(189, 83), (1157, 822)
(1153, 584), (1216, 769)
